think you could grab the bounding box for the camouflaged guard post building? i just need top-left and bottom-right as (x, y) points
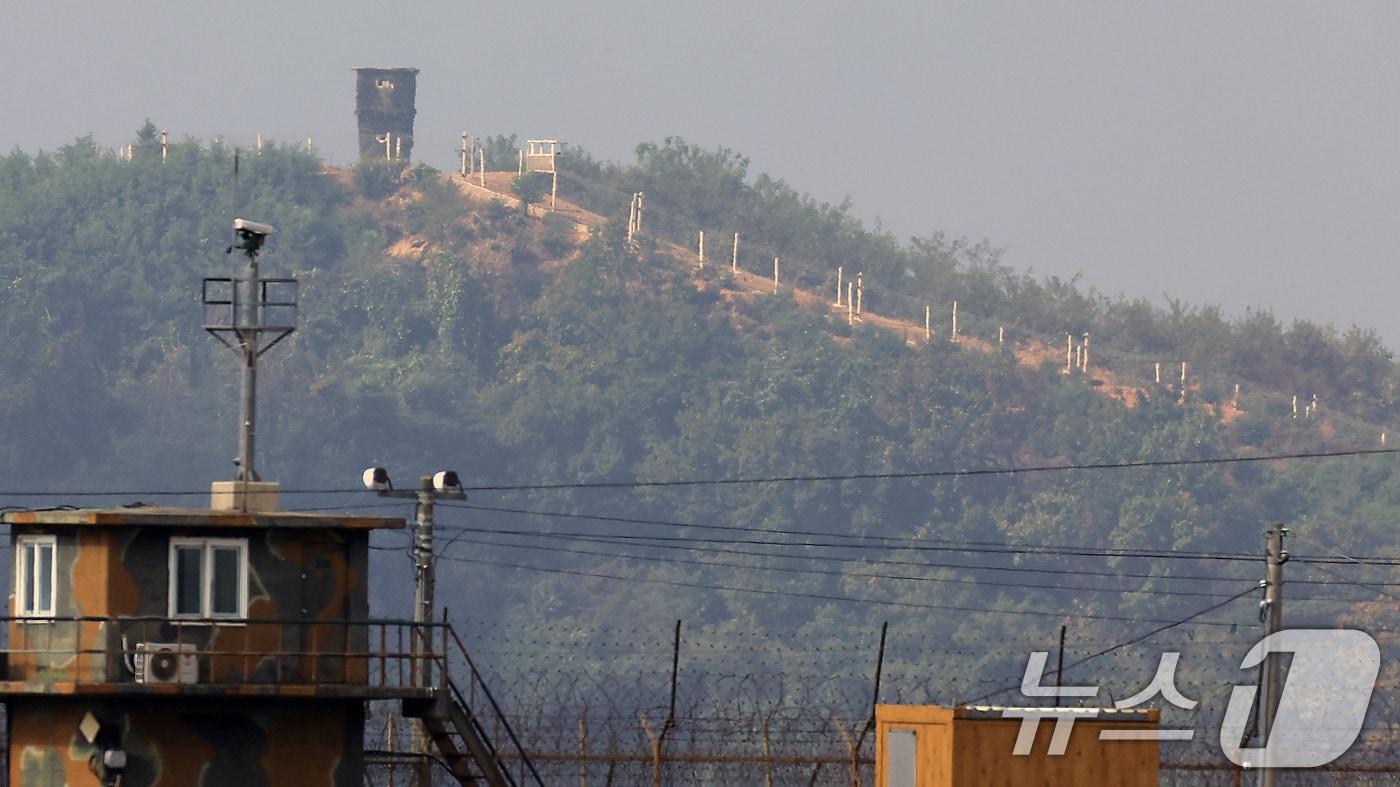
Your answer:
(0, 192), (526, 785)
(354, 66), (419, 161)
(0, 489), (525, 786)
(0, 498), (400, 785)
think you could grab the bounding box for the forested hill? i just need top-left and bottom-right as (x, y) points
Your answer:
(3, 129), (1399, 717)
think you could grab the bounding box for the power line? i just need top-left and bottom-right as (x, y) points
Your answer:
(438, 553), (1255, 627)
(442, 532), (1247, 599)
(458, 448), (1395, 492)
(444, 502), (1255, 561)
(437, 514), (1253, 583)
(1294, 555), (1400, 568)
(442, 527), (1383, 605)
(959, 586), (1259, 705)
(1289, 532), (1400, 602)
(434, 521), (1258, 563)
(288, 501), (408, 513)
(0, 447), (1390, 498)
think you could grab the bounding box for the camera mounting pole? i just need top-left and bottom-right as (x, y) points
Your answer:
(203, 218), (297, 483)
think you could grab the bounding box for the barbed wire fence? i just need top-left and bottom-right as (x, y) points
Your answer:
(363, 619), (1400, 786)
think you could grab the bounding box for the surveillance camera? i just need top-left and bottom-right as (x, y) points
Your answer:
(432, 470), (463, 495)
(362, 466), (391, 492)
(234, 218), (275, 236)
(232, 218), (275, 253)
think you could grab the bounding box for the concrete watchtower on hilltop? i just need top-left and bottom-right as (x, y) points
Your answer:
(354, 67), (419, 161)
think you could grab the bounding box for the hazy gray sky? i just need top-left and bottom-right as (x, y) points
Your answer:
(5, 2), (1398, 344)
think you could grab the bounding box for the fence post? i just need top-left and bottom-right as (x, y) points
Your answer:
(387, 711), (396, 787)
(833, 717), (860, 787)
(642, 620), (682, 787)
(853, 621), (888, 784)
(578, 714), (589, 787)
(762, 718), (774, 787)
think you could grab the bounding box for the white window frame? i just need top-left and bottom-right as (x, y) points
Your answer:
(168, 537), (249, 621)
(15, 535), (57, 619)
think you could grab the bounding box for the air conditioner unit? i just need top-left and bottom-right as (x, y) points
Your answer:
(134, 642), (198, 685)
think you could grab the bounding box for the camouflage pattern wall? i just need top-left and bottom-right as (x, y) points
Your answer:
(6, 524), (371, 686)
(9, 698), (363, 787)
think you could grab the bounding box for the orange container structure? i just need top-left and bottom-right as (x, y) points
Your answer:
(875, 704), (1160, 787)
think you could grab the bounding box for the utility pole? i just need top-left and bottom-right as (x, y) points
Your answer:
(363, 468), (465, 787)
(363, 469), (465, 636)
(1261, 523), (1287, 787)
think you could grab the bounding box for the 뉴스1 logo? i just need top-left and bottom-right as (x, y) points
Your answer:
(1008, 628), (1379, 768)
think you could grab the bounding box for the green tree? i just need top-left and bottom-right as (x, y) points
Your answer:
(511, 172), (549, 218)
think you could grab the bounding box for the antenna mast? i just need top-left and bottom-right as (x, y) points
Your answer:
(203, 152), (297, 483)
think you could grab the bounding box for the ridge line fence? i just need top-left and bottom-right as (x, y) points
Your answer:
(550, 168), (1393, 444)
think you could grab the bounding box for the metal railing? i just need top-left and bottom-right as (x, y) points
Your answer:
(446, 624), (544, 785)
(0, 615), (448, 691)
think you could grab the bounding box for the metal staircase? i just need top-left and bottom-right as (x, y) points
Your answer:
(402, 625), (542, 786)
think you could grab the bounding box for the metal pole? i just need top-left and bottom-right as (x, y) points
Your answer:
(236, 252), (259, 483)
(1054, 624), (1066, 708)
(413, 475), (436, 633)
(1261, 524), (1286, 787)
(858, 622), (889, 743)
(387, 712), (397, 787)
(413, 477), (436, 787)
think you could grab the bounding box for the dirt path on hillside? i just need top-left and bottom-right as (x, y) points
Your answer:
(441, 171), (1155, 405)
